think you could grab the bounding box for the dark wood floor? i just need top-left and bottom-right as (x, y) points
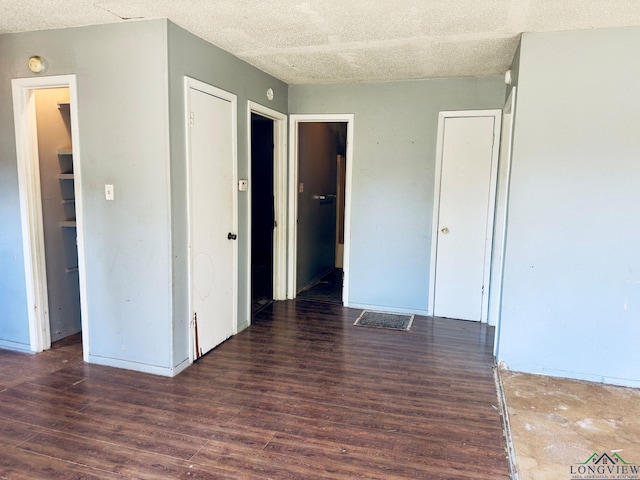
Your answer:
(297, 269), (343, 306)
(0, 301), (509, 479)
(251, 261), (273, 314)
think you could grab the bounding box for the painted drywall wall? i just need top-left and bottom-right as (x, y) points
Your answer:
(0, 21), (174, 373)
(34, 88), (82, 342)
(289, 78), (506, 314)
(0, 37), (30, 351)
(296, 123), (338, 291)
(167, 21), (288, 370)
(496, 27), (640, 387)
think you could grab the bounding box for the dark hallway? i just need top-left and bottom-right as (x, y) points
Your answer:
(251, 113), (274, 314)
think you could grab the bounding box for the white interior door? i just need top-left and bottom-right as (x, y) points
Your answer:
(432, 113), (500, 321)
(187, 80), (237, 359)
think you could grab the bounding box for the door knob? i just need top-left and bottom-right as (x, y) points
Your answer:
(227, 232), (237, 240)
(440, 227), (449, 234)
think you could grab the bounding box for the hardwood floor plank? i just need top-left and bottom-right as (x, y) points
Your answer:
(263, 431), (506, 480)
(51, 410), (208, 460)
(287, 398), (504, 443)
(0, 446), (121, 480)
(1, 381), (94, 412)
(0, 418), (42, 447)
(78, 397), (241, 439)
(18, 431), (231, 480)
(25, 368), (88, 390)
(0, 394), (80, 429)
(192, 440), (350, 480)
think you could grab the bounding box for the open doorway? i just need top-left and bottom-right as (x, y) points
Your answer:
(12, 75), (88, 358)
(247, 102), (287, 319)
(34, 88), (82, 346)
(288, 115), (354, 306)
(250, 113), (275, 313)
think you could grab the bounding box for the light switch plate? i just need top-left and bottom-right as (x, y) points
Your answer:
(105, 184), (114, 201)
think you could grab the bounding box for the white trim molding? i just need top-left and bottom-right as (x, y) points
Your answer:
(12, 75), (89, 359)
(247, 102), (288, 318)
(492, 87), (517, 355)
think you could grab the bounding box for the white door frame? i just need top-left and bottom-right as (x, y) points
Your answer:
(12, 75), (89, 359)
(428, 109), (502, 323)
(184, 76), (238, 363)
(247, 102), (288, 315)
(287, 114), (354, 305)
(492, 88), (517, 355)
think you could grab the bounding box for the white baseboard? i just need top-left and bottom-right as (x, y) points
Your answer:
(502, 362), (640, 389)
(0, 339), (34, 353)
(88, 354), (174, 377)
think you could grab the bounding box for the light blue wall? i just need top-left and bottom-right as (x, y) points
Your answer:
(289, 78), (506, 314)
(0, 31), (31, 351)
(496, 27), (640, 387)
(0, 21), (174, 373)
(1, 19), (287, 376)
(167, 22), (288, 370)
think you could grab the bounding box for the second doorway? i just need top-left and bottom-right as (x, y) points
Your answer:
(294, 121), (348, 306)
(251, 112), (275, 313)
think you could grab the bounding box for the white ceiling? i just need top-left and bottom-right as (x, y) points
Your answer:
(2, 0), (640, 84)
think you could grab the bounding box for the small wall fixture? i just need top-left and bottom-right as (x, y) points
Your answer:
(266, 88), (274, 101)
(28, 56), (47, 74)
(504, 70), (512, 85)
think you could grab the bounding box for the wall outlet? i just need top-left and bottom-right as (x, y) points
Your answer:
(105, 184), (114, 201)
(238, 179), (248, 191)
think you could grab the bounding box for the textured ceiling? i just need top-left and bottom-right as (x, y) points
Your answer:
(2, 0), (640, 84)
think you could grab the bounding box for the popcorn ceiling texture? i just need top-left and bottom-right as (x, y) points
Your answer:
(2, 0), (640, 84)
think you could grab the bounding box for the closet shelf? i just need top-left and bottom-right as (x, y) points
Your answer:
(57, 147), (73, 155)
(57, 101), (70, 109)
(65, 266), (79, 274)
(59, 220), (77, 228)
(61, 198), (75, 205)
(58, 173), (74, 180)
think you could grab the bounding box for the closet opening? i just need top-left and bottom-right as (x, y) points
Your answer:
(35, 88), (82, 350)
(12, 75), (87, 358)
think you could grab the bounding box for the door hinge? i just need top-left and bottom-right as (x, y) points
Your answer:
(189, 112), (194, 127)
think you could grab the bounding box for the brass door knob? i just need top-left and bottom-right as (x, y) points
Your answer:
(440, 227), (449, 234)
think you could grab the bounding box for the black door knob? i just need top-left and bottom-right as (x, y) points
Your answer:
(228, 232), (237, 240)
